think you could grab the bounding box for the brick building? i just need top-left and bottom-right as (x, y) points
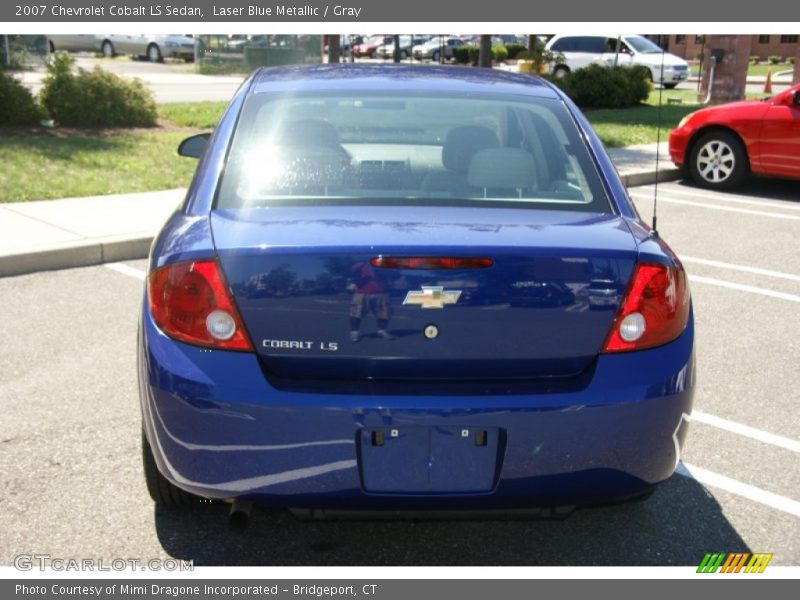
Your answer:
(648, 34), (799, 62)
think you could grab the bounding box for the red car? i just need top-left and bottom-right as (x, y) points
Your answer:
(352, 35), (393, 58)
(669, 84), (800, 189)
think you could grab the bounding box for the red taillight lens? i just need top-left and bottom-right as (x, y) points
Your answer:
(370, 257), (493, 269)
(602, 262), (690, 353)
(148, 259), (253, 352)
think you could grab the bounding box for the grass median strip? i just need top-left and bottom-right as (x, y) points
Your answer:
(0, 91), (774, 202)
(159, 101), (227, 129)
(0, 130), (198, 202)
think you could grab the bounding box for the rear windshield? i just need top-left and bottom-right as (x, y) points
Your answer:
(216, 92), (611, 212)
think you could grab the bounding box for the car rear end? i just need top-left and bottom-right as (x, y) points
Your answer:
(139, 66), (695, 511)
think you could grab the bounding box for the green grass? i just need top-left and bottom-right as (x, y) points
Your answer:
(585, 89), (702, 147)
(158, 101), (226, 128)
(0, 101), (228, 202)
(584, 88), (772, 147)
(0, 88), (780, 202)
(0, 131), (196, 202)
(689, 60), (794, 78)
(748, 62), (793, 76)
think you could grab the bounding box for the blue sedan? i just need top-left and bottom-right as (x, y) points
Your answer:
(139, 65), (694, 518)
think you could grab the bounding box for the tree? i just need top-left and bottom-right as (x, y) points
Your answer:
(327, 35), (341, 64)
(699, 35), (750, 103)
(478, 35), (492, 68)
(393, 34), (401, 63)
(794, 46), (800, 85)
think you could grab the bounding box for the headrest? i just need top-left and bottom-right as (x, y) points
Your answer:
(442, 125), (500, 173)
(467, 148), (536, 190)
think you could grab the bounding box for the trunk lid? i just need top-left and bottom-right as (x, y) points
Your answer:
(211, 206), (637, 380)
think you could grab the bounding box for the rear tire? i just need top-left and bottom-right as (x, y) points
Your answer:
(101, 40), (115, 58)
(663, 82), (678, 89)
(147, 43), (162, 63)
(689, 130), (749, 190)
(432, 50), (440, 62)
(142, 429), (197, 506)
(552, 65), (570, 78)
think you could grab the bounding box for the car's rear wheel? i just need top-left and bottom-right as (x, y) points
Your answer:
(400, 50), (409, 59)
(689, 130), (749, 189)
(142, 429), (197, 506)
(663, 82), (678, 89)
(147, 43), (162, 63)
(432, 50), (440, 62)
(101, 40), (115, 58)
(552, 65), (570, 78)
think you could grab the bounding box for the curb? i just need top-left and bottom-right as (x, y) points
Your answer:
(0, 171), (682, 278)
(619, 167), (683, 188)
(0, 235), (152, 278)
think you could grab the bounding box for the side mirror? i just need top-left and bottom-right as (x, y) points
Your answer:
(178, 133), (211, 158)
(793, 90), (800, 106)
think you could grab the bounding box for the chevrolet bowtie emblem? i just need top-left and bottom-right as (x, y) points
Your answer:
(402, 286), (462, 309)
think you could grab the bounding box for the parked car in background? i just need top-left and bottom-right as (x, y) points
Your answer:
(140, 65), (694, 517)
(413, 36), (469, 61)
(352, 35), (393, 58)
(48, 35), (110, 56)
(545, 34), (689, 88)
(106, 34), (197, 62)
(376, 36), (431, 59)
(224, 35), (249, 53)
(669, 84), (800, 189)
(324, 35), (366, 57)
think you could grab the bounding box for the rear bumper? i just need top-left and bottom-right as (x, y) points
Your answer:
(660, 70), (689, 84)
(138, 305), (695, 510)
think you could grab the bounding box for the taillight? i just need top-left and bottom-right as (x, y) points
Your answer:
(602, 262), (690, 353)
(148, 259), (253, 352)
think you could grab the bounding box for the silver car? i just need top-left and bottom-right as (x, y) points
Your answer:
(106, 34), (197, 62)
(412, 37), (468, 61)
(48, 35), (111, 56)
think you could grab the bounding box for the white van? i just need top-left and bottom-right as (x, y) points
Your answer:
(545, 34), (689, 88)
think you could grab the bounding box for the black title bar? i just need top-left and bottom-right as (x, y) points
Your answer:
(3, 1), (800, 22)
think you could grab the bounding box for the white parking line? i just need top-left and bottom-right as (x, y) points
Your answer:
(689, 275), (800, 303)
(692, 410), (800, 454)
(677, 462), (800, 518)
(632, 187), (800, 212)
(631, 195), (800, 221)
(104, 262), (146, 280)
(681, 256), (800, 283)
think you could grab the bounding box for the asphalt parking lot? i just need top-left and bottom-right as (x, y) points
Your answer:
(0, 178), (798, 567)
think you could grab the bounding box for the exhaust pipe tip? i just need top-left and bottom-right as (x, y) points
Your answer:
(228, 499), (253, 532)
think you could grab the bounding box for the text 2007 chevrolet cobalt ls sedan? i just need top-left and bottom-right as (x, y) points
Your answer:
(139, 65), (694, 516)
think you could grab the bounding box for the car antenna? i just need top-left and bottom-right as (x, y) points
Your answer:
(651, 46), (666, 238)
